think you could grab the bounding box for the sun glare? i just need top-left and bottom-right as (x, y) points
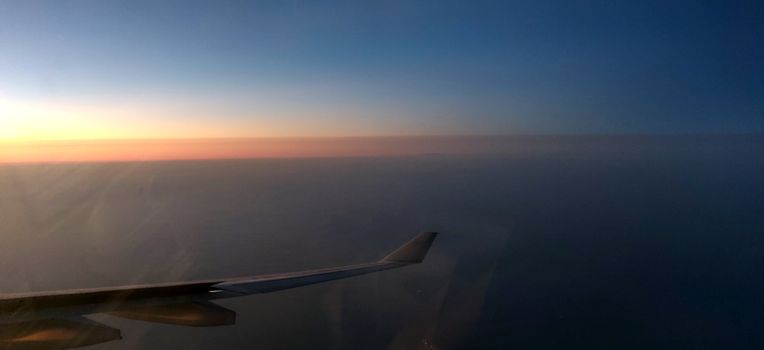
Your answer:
(0, 97), (208, 142)
(0, 98), (106, 142)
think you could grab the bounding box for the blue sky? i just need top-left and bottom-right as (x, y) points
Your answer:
(0, 0), (761, 138)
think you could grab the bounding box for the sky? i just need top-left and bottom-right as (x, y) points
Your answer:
(0, 0), (761, 144)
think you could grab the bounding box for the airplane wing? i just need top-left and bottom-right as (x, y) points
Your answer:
(0, 232), (438, 349)
(214, 231), (438, 295)
(0, 232), (438, 318)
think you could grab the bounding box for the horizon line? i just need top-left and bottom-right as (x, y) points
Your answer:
(2, 132), (759, 165)
(2, 131), (761, 144)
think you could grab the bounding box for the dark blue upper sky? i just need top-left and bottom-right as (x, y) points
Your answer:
(0, 0), (761, 137)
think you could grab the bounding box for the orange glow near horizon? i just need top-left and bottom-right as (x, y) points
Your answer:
(0, 95), (425, 143)
(0, 136), (519, 164)
(1, 139), (353, 163)
(0, 97), (263, 142)
(0, 97), (511, 163)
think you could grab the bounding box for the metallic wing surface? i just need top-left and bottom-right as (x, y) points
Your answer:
(0, 232), (438, 349)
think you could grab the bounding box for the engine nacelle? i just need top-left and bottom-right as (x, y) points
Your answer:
(0, 317), (121, 349)
(109, 301), (236, 327)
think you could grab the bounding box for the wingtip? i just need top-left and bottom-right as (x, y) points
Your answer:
(380, 232), (438, 264)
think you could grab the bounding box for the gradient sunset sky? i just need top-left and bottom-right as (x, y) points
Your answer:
(0, 1), (761, 160)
